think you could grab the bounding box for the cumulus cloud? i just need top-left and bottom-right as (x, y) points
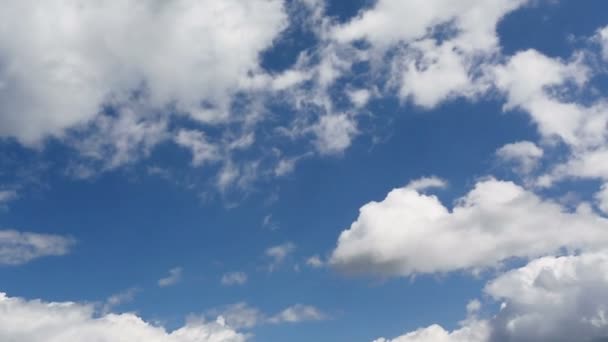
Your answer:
(313, 114), (358, 155)
(492, 50), (589, 147)
(377, 251), (608, 342)
(158, 267), (183, 288)
(0, 0), (287, 145)
(496, 141), (544, 175)
(221, 272), (248, 286)
(332, 0), (529, 108)
(374, 321), (489, 342)
(331, 178), (608, 276)
(0, 230), (74, 265)
(0, 292), (246, 342)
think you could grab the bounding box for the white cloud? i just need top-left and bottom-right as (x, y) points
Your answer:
(597, 26), (608, 61)
(207, 302), (327, 329)
(373, 322), (489, 342)
(485, 252), (608, 342)
(0, 292), (246, 342)
(347, 89), (371, 108)
(331, 178), (608, 276)
(265, 242), (296, 272)
(493, 50), (590, 147)
(405, 176), (447, 192)
(103, 288), (139, 314)
(332, 0), (525, 50)
(0, 230), (74, 265)
(0, 0), (287, 145)
(70, 107), (169, 171)
(596, 184), (608, 214)
(175, 130), (220, 167)
(332, 0), (529, 108)
(306, 255), (324, 268)
(373, 252), (608, 342)
(268, 304), (327, 324)
(496, 141), (544, 175)
(313, 113), (358, 155)
(221, 272), (248, 286)
(158, 267), (183, 288)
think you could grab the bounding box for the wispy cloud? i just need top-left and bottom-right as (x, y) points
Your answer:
(158, 267), (183, 288)
(0, 230), (74, 265)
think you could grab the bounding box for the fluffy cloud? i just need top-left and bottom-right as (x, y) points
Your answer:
(330, 178), (608, 276)
(374, 252), (608, 342)
(332, 0), (529, 108)
(493, 50), (590, 146)
(0, 0), (287, 145)
(374, 322), (489, 342)
(0, 230), (74, 265)
(496, 141), (544, 175)
(0, 292), (246, 342)
(486, 252), (608, 342)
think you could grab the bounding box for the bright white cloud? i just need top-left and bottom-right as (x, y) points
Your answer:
(405, 176), (447, 192)
(221, 272), (248, 286)
(331, 178), (608, 276)
(0, 0), (287, 145)
(496, 141), (544, 175)
(374, 322), (489, 342)
(485, 252), (608, 342)
(374, 252), (608, 342)
(332, 0), (529, 108)
(0, 230), (74, 265)
(0, 292), (246, 342)
(158, 267), (183, 288)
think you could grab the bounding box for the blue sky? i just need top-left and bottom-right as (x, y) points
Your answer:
(2, 1), (608, 341)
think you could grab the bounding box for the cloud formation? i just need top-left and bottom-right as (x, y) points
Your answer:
(0, 292), (246, 342)
(375, 251), (608, 342)
(331, 179), (608, 276)
(0, 230), (74, 265)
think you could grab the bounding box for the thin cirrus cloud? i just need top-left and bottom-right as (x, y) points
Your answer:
(158, 267), (183, 288)
(221, 272), (248, 286)
(207, 302), (327, 329)
(0, 230), (74, 266)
